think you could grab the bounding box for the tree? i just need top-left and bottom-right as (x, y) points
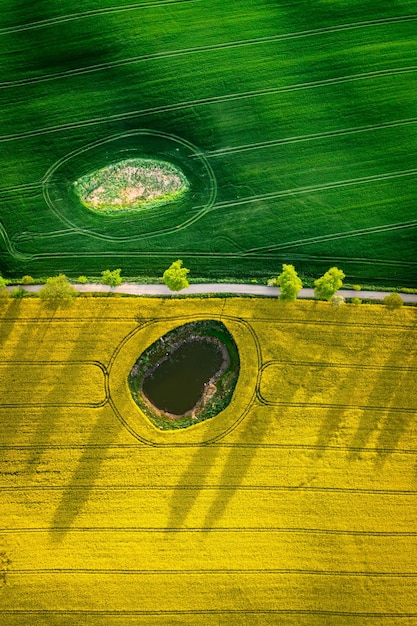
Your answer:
(314, 267), (345, 300)
(39, 274), (77, 308)
(162, 260), (190, 291)
(0, 276), (9, 290)
(21, 275), (34, 284)
(383, 293), (403, 310)
(101, 268), (122, 287)
(277, 264), (303, 301)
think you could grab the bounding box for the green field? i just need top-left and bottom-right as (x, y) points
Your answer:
(1, 0), (417, 283)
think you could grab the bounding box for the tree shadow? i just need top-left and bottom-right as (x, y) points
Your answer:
(201, 403), (275, 530)
(372, 328), (417, 469)
(47, 301), (139, 541)
(0, 300), (57, 463)
(50, 409), (122, 543)
(164, 421), (225, 531)
(25, 308), (98, 471)
(25, 298), (120, 472)
(314, 328), (376, 456)
(349, 319), (417, 463)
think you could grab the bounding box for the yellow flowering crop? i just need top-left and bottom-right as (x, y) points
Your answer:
(0, 298), (416, 623)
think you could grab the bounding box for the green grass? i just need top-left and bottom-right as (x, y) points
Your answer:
(0, 0), (416, 284)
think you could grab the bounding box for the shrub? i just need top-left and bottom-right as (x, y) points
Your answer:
(383, 293), (403, 310)
(353, 284), (361, 291)
(77, 275), (88, 284)
(101, 269), (122, 287)
(331, 295), (345, 307)
(351, 297), (362, 305)
(11, 287), (27, 299)
(21, 275), (34, 285)
(399, 287), (417, 294)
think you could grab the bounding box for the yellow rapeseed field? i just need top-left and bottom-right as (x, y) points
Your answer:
(0, 297), (416, 625)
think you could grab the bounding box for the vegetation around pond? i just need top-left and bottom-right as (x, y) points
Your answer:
(128, 319), (240, 430)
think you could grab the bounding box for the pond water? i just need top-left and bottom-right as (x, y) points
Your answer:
(142, 339), (224, 416)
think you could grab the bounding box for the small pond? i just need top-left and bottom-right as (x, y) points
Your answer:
(142, 339), (224, 416)
(128, 320), (240, 430)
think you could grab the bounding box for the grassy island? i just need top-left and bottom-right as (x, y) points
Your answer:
(73, 158), (189, 213)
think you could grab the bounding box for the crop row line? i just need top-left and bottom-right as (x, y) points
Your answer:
(0, 610), (415, 617)
(246, 220), (417, 254)
(205, 117), (417, 158)
(274, 253), (417, 268)
(247, 317), (417, 329)
(0, 317), (140, 323)
(217, 168), (417, 214)
(9, 569), (417, 577)
(0, 182), (41, 197)
(0, 395), (108, 409)
(2, 527), (416, 536)
(1, 485), (415, 494)
(1, 65), (415, 143)
(246, 220), (417, 255)
(1, 442), (416, 454)
(0, 359), (107, 369)
(260, 360), (417, 373)
(2, 13), (416, 88)
(256, 396), (416, 413)
(0, 402), (105, 408)
(0, 0), (201, 34)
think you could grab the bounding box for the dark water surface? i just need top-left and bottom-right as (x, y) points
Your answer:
(142, 339), (224, 416)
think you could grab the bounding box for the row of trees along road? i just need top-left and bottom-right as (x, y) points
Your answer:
(0, 264), (406, 309)
(276, 264), (345, 302)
